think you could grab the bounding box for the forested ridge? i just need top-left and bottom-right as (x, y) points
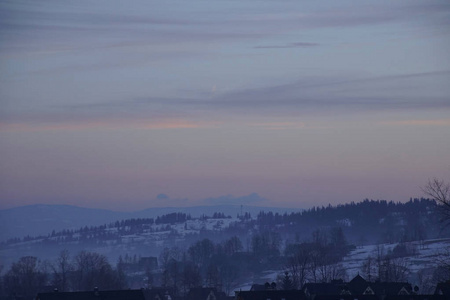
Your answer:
(1, 198), (442, 247)
(1, 198), (449, 298)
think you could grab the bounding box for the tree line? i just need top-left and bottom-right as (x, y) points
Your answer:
(0, 250), (126, 299)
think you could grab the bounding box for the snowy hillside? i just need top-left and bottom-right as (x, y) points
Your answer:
(343, 238), (450, 279)
(234, 239), (450, 292)
(0, 203), (302, 242)
(0, 212), (252, 268)
(1, 199), (449, 291)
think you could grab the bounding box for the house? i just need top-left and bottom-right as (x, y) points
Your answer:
(143, 287), (175, 300)
(302, 282), (344, 297)
(186, 287), (228, 300)
(235, 281), (304, 300)
(250, 282), (278, 291)
(312, 296), (377, 300)
(347, 274), (413, 296)
(235, 290), (305, 300)
(383, 296), (447, 300)
(434, 280), (450, 296)
(250, 284), (267, 291)
(302, 274), (415, 299)
(36, 288), (146, 300)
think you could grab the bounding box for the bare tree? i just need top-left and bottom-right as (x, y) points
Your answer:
(433, 264), (450, 285)
(416, 268), (435, 295)
(308, 249), (321, 283)
(220, 263), (239, 296)
(167, 258), (181, 292)
(51, 249), (72, 291)
(144, 267), (154, 288)
(73, 251), (122, 291)
(181, 262), (201, 294)
(422, 178), (450, 287)
(375, 245), (386, 280)
(369, 245), (411, 283)
(205, 263), (221, 288)
(361, 255), (376, 282)
(318, 263), (347, 283)
(434, 247), (450, 281)
(308, 245), (338, 283)
(386, 257), (410, 282)
(423, 178), (450, 227)
(223, 236), (243, 255)
(286, 247), (309, 289)
(188, 239), (215, 266)
(3, 256), (47, 298)
(159, 247), (181, 270)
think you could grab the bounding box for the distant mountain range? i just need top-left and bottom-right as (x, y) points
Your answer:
(0, 204), (302, 242)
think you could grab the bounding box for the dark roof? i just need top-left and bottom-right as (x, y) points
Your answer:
(36, 289), (146, 300)
(236, 290), (305, 300)
(250, 284), (266, 291)
(303, 283), (343, 295)
(143, 288), (175, 300)
(186, 287), (227, 300)
(314, 296), (377, 300)
(303, 275), (413, 297)
(350, 274), (367, 285)
(348, 274), (368, 294)
(384, 295), (448, 300)
(368, 282), (412, 295)
(250, 282), (277, 291)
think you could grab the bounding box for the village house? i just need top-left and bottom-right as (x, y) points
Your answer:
(434, 280), (450, 297)
(36, 288), (146, 300)
(234, 275), (449, 300)
(186, 287), (230, 300)
(302, 274), (414, 299)
(235, 289), (306, 300)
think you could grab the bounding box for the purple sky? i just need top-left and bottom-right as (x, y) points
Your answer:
(1, 0), (450, 211)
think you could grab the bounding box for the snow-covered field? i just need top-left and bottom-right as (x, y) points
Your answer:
(343, 238), (450, 279)
(0, 216), (244, 268)
(233, 238), (450, 294)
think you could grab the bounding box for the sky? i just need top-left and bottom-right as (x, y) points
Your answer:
(0, 0), (449, 211)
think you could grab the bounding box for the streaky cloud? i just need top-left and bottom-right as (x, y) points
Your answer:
(249, 122), (306, 130)
(0, 118), (213, 132)
(380, 119), (450, 127)
(3, 70), (447, 131)
(254, 42), (319, 49)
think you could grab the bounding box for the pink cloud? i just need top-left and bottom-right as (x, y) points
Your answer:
(0, 118), (217, 132)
